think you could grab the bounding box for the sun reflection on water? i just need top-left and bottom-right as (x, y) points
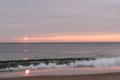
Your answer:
(24, 49), (28, 52)
(23, 57), (29, 61)
(24, 69), (30, 77)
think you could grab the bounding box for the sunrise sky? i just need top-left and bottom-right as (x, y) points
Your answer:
(0, 0), (120, 42)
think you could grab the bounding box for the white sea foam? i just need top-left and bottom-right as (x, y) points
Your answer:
(70, 57), (120, 67)
(1, 57), (120, 72)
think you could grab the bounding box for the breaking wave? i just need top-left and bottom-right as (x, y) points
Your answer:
(1, 57), (120, 72)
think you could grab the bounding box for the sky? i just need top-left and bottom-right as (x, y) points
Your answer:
(0, 0), (120, 42)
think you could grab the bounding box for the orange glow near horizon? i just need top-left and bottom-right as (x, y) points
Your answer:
(1, 34), (120, 42)
(25, 34), (120, 42)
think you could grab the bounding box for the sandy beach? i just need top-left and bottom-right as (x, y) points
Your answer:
(1, 72), (120, 80)
(1, 67), (120, 80)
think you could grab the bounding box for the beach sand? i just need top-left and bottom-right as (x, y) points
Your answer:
(1, 72), (120, 80)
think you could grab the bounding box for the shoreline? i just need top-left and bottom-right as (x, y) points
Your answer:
(1, 67), (120, 79)
(1, 72), (120, 80)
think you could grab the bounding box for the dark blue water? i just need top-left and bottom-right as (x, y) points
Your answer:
(0, 42), (120, 61)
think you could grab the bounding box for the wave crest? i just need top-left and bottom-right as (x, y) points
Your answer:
(1, 57), (120, 72)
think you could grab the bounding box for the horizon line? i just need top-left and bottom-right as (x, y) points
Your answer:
(0, 41), (120, 44)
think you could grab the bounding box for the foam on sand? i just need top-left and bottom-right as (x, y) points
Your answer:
(1, 67), (120, 78)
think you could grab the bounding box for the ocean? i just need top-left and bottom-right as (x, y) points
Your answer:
(0, 42), (120, 72)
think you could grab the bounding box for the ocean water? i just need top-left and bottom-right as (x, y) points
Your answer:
(0, 42), (120, 72)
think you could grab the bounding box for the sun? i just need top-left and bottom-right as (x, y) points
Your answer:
(24, 37), (28, 40)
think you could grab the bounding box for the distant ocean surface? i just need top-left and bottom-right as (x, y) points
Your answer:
(1, 42), (120, 72)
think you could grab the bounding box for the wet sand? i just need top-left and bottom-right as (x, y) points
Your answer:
(1, 72), (120, 80)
